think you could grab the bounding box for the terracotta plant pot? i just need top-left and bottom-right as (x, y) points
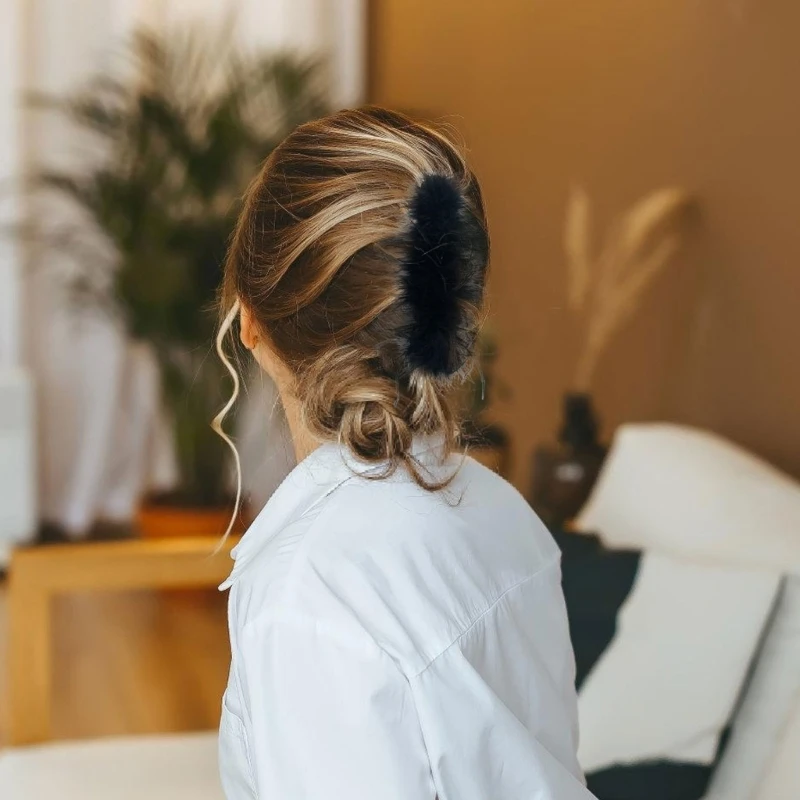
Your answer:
(137, 503), (249, 603)
(462, 419), (511, 478)
(137, 504), (246, 540)
(468, 444), (506, 475)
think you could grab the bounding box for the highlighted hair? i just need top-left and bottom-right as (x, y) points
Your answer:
(213, 106), (489, 532)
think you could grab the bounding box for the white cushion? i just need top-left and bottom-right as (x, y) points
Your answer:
(705, 576), (800, 800)
(576, 423), (800, 791)
(577, 423), (800, 575)
(754, 687), (800, 800)
(577, 551), (778, 772)
(0, 732), (223, 800)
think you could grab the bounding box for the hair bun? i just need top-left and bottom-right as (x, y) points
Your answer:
(399, 173), (488, 378)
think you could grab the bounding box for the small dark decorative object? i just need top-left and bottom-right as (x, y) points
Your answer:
(559, 393), (603, 453)
(460, 329), (510, 476)
(530, 393), (607, 528)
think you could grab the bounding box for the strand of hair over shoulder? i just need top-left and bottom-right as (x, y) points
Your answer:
(211, 299), (242, 554)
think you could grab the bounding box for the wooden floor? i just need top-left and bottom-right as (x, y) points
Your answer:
(0, 579), (230, 745)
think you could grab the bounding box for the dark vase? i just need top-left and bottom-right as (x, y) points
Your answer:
(530, 393), (607, 529)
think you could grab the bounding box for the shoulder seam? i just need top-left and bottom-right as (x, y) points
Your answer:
(240, 551), (562, 681)
(410, 554), (562, 680)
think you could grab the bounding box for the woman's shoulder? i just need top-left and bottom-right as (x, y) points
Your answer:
(245, 455), (561, 675)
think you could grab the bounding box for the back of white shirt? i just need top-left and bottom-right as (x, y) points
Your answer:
(219, 442), (595, 799)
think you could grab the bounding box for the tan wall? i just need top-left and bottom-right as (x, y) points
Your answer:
(371, 0), (800, 490)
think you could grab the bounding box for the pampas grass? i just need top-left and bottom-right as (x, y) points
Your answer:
(565, 185), (694, 391)
(565, 184), (593, 312)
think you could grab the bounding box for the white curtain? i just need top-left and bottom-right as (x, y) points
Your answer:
(0, 0), (34, 565)
(6, 0), (366, 538)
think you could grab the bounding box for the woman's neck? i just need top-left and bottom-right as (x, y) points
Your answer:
(279, 389), (320, 464)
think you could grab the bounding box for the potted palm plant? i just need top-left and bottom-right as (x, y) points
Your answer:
(31, 28), (327, 535)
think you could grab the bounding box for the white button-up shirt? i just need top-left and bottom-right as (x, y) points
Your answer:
(219, 438), (594, 799)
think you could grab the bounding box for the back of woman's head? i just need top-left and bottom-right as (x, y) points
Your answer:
(221, 106), (490, 485)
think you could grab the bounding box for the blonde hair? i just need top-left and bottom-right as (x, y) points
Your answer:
(215, 106), (489, 532)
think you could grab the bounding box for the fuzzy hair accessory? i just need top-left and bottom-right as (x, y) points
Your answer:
(399, 173), (488, 378)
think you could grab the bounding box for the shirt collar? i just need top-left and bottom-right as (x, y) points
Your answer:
(219, 435), (447, 590)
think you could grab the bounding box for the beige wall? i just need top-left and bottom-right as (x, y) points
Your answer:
(371, 0), (800, 490)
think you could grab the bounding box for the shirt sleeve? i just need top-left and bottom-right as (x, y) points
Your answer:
(234, 613), (434, 800)
(407, 564), (596, 800)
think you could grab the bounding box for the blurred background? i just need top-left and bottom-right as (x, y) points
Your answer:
(1, 1), (799, 799)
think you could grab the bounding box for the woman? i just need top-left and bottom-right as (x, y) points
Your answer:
(216, 106), (594, 799)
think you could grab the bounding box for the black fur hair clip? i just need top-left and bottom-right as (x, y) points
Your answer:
(399, 174), (488, 378)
